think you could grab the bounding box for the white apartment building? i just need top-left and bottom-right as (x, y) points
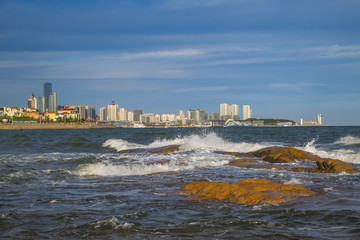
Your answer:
(243, 105), (252, 120)
(107, 101), (119, 121)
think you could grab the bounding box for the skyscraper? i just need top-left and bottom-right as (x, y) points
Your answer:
(48, 92), (58, 112)
(243, 105), (252, 120)
(220, 103), (232, 120)
(119, 108), (127, 121)
(107, 100), (119, 121)
(27, 92), (37, 109)
(99, 107), (107, 121)
(231, 104), (240, 120)
(38, 96), (45, 113)
(43, 82), (52, 112)
(187, 109), (196, 120)
(133, 110), (142, 122)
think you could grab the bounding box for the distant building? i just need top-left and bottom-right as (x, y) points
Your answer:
(107, 100), (119, 121)
(196, 109), (208, 122)
(128, 111), (134, 122)
(220, 103), (231, 120)
(78, 106), (86, 120)
(38, 96), (45, 113)
(133, 110), (142, 122)
(317, 114), (322, 124)
(231, 104), (240, 120)
(119, 108), (127, 121)
(243, 105), (252, 120)
(27, 92), (37, 109)
(43, 82), (52, 112)
(187, 109), (196, 121)
(210, 112), (219, 121)
(48, 92), (58, 112)
(99, 107), (107, 121)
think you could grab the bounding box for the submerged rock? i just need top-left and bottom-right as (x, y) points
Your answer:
(315, 159), (359, 174)
(181, 179), (316, 205)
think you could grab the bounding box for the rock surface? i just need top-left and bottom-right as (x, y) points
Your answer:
(217, 147), (359, 174)
(251, 147), (320, 163)
(181, 179), (316, 205)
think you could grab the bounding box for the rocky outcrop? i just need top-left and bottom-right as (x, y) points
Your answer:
(251, 147), (320, 163)
(181, 179), (316, 205)
(217, 147), (359, 174)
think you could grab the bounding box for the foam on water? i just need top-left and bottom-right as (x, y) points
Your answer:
(103, 132), (271, 153)
(334, 135), (360, 146)
(71, 157), (230, 177)
(283, 178), (311, 185)
(299, 138), (360, 164)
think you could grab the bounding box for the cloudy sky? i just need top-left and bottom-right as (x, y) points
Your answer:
(1, 0), (360, 125)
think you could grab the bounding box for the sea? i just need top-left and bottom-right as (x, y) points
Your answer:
(0, 126), (359, 239)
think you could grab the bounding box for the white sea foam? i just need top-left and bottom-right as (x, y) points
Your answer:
(334, 136), (360, 146)
(283, 178), (311, 185)
(71, 156), (230, 177)
(103, 139), (144, 151)
(299, 138), (360, 164)
(103, 132), (271, 153)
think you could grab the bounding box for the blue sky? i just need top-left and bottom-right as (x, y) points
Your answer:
(1, 0), (360, 125)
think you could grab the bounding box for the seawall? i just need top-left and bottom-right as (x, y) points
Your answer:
(0, 123), (117, 130)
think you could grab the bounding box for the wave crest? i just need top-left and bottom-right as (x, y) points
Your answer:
(335, 136), (360, 146)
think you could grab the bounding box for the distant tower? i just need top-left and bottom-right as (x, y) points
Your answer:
(107, 100), (119, 121)
(317, 114), (322, 124)
(99, 107), (107, 121)
(27, 91), (37, 109)
(300, 117), (303, 125)
(43, 82), (52, 112)
(243, 105), (252, 120)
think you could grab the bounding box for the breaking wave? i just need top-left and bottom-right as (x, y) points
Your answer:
(299, 138), (360, 164)
(103, 132), (271, 153)
(334, 136), (360, 146)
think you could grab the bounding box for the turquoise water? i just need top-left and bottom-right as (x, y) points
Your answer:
(1, 127), (359, 239)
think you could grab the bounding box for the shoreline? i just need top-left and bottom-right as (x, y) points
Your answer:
(0, 122), (330, 130)
(0, 123), (117, 130)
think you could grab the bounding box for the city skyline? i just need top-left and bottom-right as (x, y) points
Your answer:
(1, 1), (360, 125)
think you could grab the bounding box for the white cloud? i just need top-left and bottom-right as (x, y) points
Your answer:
(121, 49), (204, 59)
(173, 86), (229, 93)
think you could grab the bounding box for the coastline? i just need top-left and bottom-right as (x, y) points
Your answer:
(0, 123), (117, 130)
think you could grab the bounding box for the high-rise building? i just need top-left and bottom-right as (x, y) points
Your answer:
(99, 107), (107, 121)
(86, 106), (96, 121)
(43, 82), (52, 112)
(78, 106), (87, 120)
(48, 92), (58, 112)
(196, 109), (208, 122)
(127, 111), (134, 122)
(27, 92), (37, 109)
(243, 105), (252, 120)
(187, 109), (196, 120)
(231, 104), (240, 120)
(119, 108), (127, 121)
(210, 112), (219, 120)
(38, 96), (45, 113)
(133, 110), (142, 122)
(220, 103), (232, 120)
(107, 100), (119, 121)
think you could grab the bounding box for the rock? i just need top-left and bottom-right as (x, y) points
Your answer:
(251, 147), (320, 163)
(118, 145), (180, 154)
(228, 159), (259, 164)
(181, 179), (316, 205)
(316, 159), (359, 174)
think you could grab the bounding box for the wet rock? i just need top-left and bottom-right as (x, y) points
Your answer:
(147, 160), (170, 166)
(118, 145), (180, 154)
(181, 179), (315, 205)
(227, 159), (259, 165)
(251, 147), (320, 163)
(315, 159), (359, 174)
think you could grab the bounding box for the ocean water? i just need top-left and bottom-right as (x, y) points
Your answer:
(0, 126), (359, 239)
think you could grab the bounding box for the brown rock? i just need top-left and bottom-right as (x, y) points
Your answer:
(251, 147), (320, 163)
(316, 159), (359, 174)
(228, 159), (259, 164)
(214, 151), (252, 158)
(181, 179), (315, 205)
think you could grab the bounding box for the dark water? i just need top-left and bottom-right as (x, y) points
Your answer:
(1, 127), (359, 239)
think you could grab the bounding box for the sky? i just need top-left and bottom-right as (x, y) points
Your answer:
(0, 0), (360, 125)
